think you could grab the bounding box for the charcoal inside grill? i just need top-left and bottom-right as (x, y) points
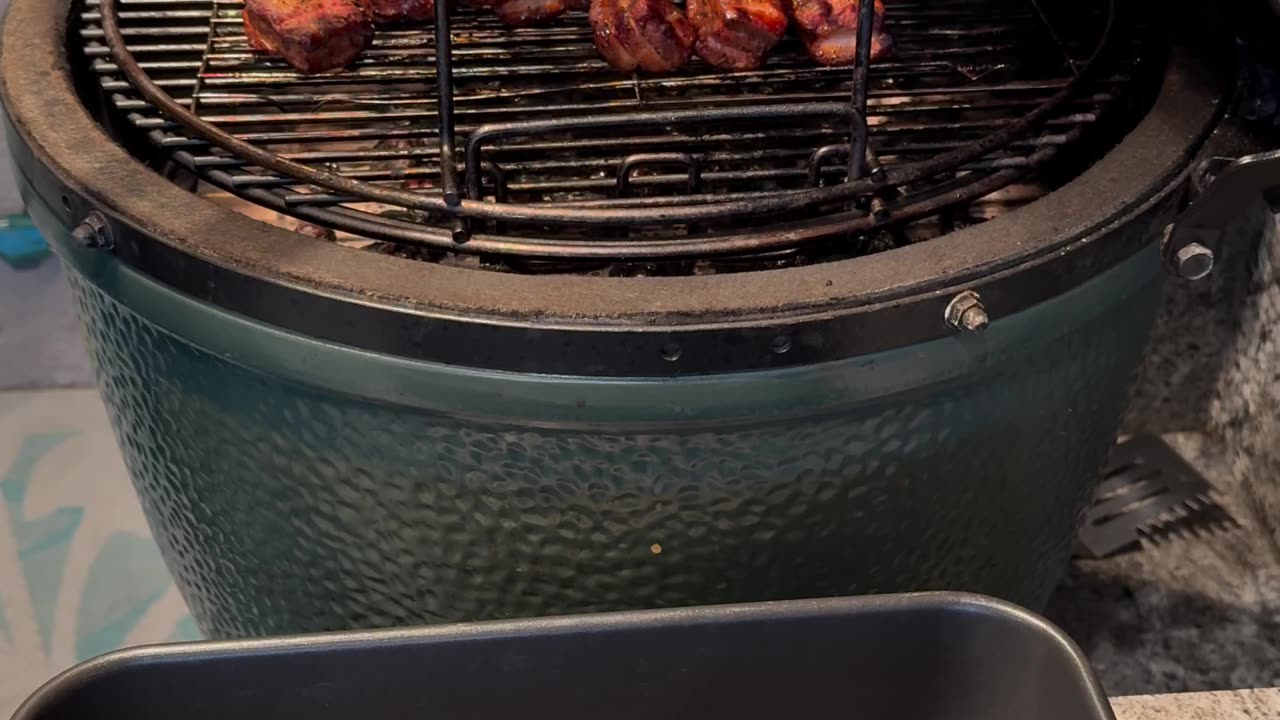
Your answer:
(81, 0), (1153, 275)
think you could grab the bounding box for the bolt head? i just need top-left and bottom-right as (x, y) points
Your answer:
(1175, 242), (1215, 280)
(73, 211), (113, 250)
(959, 305), (989, 331)
(945, 290), (989, 333)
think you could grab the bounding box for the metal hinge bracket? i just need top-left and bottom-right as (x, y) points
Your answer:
(1162, 148), (1280, 279)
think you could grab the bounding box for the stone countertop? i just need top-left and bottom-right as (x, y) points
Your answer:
(1112, 689), (1280, 719)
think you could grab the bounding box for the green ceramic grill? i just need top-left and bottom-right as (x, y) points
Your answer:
(0, 0), (1251, 637)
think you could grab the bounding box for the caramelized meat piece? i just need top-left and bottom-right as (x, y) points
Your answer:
(686, 0), (787, 70)
(590, 0), (695, 72)
(494, 0), (574, 25)
(243, 0), (374, 74)
(366, 0), (436, 22)
(471, 0), (588, 25)
(785, 0), (892, 66)
(466, 0), (588, 26)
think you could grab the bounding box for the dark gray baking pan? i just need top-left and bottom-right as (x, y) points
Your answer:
(11, 593), (1114, 720)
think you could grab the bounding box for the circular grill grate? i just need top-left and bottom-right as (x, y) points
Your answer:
(82, 0), (1149, 271)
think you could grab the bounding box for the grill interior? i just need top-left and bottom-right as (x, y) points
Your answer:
(79, 0), (1156, 275)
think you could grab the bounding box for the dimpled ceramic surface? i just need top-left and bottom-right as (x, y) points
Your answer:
(48, 212), (1162, 638)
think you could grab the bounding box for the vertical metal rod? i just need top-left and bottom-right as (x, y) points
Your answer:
(1028, 0), (1079, 76)
(189, 0), (221, 116)
(433, 0), (467, 241)
(847, 0), (878, 183)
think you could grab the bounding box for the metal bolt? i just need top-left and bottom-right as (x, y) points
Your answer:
(72, 211), (113, 250)
(449, 218), (470, 244)
(945, 290), (989, 332)
(1174, 242), (1215, 280)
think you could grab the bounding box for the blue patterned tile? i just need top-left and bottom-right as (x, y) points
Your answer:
(0, 391), (199, 718)
(1, 431), (83, 653)
(75, 532), (174, 661)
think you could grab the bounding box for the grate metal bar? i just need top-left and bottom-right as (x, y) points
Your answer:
(186, 0), (220, 115)
(85, 0), (1142, 269)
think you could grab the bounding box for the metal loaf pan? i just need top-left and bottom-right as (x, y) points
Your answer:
(11, 593), (1113, 720)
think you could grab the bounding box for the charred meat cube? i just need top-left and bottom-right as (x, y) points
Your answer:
(499, 0), (587, 25)
(686, 0), (787, 70)
(465, 0), (588, 27)
(243, 0), (374, 74)
(785, 0), (892, 66)
(366, 0), (437, 22)
(590, 0), (696, 73)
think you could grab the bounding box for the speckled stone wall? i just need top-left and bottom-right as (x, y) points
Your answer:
(1201, 210), (1280, 554)
(1126, 202), (1271, 436)
(1048, 209), (1280, 696)
(1130, 202), (1280, 545)
(1127, 204), (1280, 547)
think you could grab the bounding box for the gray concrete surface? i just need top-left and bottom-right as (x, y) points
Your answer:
(0, 256), (94, 390)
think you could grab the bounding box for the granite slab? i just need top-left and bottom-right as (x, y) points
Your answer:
(1112, 688), (1280, 720)
(1045, 433), (1280, 696)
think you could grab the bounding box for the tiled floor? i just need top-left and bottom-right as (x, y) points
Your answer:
(0, 249), (194, 716)
(0, 388), (197, 718)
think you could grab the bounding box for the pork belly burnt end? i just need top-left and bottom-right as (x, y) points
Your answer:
(502, 0), (589, 25)
(786, 0), (892, 66)
(366, 0), (437, 22)
(463, 0), (587, 26)
(686, 0), (787, 70)
(243, 0), (375, 74)
(590, 0), (696, 72)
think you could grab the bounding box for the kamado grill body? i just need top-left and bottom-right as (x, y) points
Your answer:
(0, 0), (1242, 636)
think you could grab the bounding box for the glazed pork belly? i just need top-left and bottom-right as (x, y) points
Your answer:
(686, 0), (788, 70)
(785, 0), (893, 66)
(470, 0), (589, 25)
(243, 0), (375, 73)
(366, 0), (437, 22)
(589, 0), (696, 72)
